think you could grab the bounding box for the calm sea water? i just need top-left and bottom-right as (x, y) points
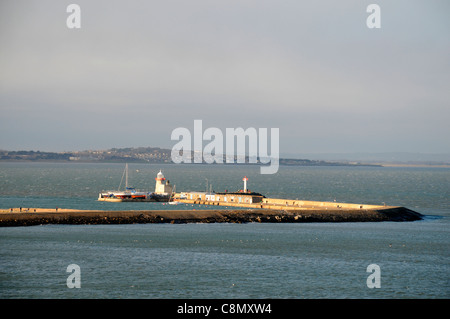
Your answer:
(0, 162), (449, 298)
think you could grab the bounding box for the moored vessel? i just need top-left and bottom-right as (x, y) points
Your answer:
(98, 164), (173, 202)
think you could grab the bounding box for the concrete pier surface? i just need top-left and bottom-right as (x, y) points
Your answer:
(0, 206), (423, 227)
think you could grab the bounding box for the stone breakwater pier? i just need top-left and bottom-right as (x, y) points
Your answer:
(0, 206), (422, 227)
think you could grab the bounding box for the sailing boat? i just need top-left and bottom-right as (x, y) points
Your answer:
(98, 163), (148, 201)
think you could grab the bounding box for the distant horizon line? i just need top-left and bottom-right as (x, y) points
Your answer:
(1, 146), (449, 155)
(0, 146), (450, 155)
(1, 147), (449, 163)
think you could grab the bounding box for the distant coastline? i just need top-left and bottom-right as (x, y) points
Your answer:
(0, 148), (415, 167)
(1, 148), (449, 167)
(379, 163), (450, 168)
(0, 148), (382, 167)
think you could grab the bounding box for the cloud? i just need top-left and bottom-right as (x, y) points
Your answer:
(0, 0), (449, 153)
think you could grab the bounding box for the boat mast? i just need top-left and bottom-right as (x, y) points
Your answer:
(118, 163), (128, 191)
(125, 163), (128, 189)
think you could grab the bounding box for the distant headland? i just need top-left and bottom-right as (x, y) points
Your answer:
(0, 147), (380, 167)
(1, 148), (448, 167)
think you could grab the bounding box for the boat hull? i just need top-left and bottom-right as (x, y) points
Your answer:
(98, 192), (171, 202)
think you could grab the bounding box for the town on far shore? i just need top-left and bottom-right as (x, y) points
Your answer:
(0, 147), (380, 167)
(1, 147), (448, 167)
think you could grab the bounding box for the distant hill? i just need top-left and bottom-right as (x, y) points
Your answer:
(0, 147), (383, 166)
(284, 152), (450, 162)
(0, 150), (72, 161)
(2, 148), (449, 166)
(282, 152), (450, 167)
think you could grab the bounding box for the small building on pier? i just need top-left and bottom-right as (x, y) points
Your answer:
(178, 191), (264, 204)
(176, 176), (264, 204)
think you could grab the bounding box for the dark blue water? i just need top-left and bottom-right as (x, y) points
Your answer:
(0, 162), (449, 298)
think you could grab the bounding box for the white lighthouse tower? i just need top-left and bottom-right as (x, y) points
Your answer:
(242, 176), (249, 193)
(155, 170), (173, 194)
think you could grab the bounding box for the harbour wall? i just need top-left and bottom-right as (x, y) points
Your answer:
(0, 206), (423, 227)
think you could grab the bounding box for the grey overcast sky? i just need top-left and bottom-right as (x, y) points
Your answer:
(0, 0), (449, 157)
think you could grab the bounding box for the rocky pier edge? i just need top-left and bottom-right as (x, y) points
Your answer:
(0, 207), (423, 227)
